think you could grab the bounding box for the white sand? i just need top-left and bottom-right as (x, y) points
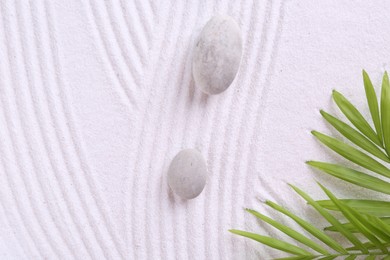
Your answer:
(0, 0), (389, 258)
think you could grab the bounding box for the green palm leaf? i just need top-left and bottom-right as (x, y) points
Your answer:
(276, 256), (317, 260)
(307, 161), (390, 194)
(381, 72), (390, 156)
(246, 209), (329, 254)
(316, 199), (390, 217)
(289, 185), (362, 252)
(320, 110), (389, 162)
(231, 72), (390, 259)
(317, 256), (337, 260)
(319, 184), (387, 253)
(363, 70), (383, 144)
(231, 184), (390, 258)
(311, 131), (390, 178)
(265, 200), (344, 253)
(229, 229), (312, 256)
(332, 90), (381, 146)
(347, 241), (390, 250)
(324, 212), (390, 244)
(325, 217), (390, 233)
(365, 215), (390, 240)
(368, 215), (390, 236)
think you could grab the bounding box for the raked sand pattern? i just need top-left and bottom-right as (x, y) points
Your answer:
(1, 1), (390, 259)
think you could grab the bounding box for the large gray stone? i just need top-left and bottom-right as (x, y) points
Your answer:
(193, 15), (242, 95)
(167, 149), (207, 199)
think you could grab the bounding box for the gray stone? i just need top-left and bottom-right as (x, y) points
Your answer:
(167, 149), (207, 199)
(192, 15), (242, 95)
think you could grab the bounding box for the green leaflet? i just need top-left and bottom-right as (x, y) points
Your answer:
(290, 185), (359, 253)
(367, 215), (390, 237)
(246, 209), (329, 254)
(275, 256), (317, 260)
(333, 90), (381, 146)
(319, 184), (386, 254)
(345, 208), (389, 251)
(228, 230), (312, 256)
(231, 72), (390, 259)
(320, 110), (390, 162)
(307, 161), (390, 194)
(265, 200), (345, 254)
(316, 256), (337, 260)
(325, 217), (390, 232)
(347, 241), (390, 250)
(363, 70), (383, 145)
(312, 131), (390, 178)
(317, 200), (390, 217)
(231, 184), (390, 258)
(381, 72), (390, 156)
(278, 255), (386, 260)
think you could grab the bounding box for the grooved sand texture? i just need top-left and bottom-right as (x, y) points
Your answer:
(1, 1), (390, 259)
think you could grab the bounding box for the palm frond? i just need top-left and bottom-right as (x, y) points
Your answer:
(320, 110), (389, 162)
(245, 208), (329, 254)
(289, 185), (362, 252)
(231, 71), (390, 258)
(230, 184), (390, 258)
(381, 72), (390, 155)
(332, 90), (381, 146)
(318, 184), (387, 254)
(310, 71), (390, 196)
(363, 70), (383, 144)
(325, 218), (390, 232)
(317, 199), (390, 217)
(307, 161), (390, 194)
(264, 200), (346, 253)
(347, 241), (390, 251)
(229, 229), (313, 256)
(310, 71), (390, 219)
(311, 131), (390, 177)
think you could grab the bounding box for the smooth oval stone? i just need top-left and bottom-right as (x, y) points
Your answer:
(193, 15), (242, 95)
(167, 149), (207, 199)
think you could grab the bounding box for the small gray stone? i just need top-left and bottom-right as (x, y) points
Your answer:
(167, 149), (207, 199)
(192, 15), (242, 95)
